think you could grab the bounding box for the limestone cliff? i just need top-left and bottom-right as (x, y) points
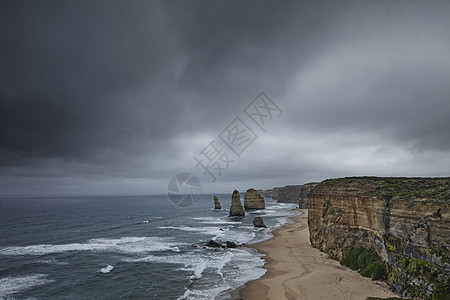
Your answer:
(256, 189), (265, 197)
(244, 188), (265, 209)
(298, 182), (319, 209)
(274, 185), (302, 203)
(229, 190), (245, 217)
(264, 187), (280, 200)
(308, 177), (449, 299)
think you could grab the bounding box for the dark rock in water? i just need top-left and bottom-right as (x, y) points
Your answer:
(204, 240), (240, 249)
(226, 241), (237, 248)
(214, 195), (221, 209)
(229, 190), (245, 217)
(253, 217), (267, 228)
(205, 240), (222, 248)
(244, 188), (265, 209)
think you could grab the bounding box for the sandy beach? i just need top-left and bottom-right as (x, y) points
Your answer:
(237, 209), (398, 300)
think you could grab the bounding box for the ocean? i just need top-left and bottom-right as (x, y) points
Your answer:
(0, 194), (298, 299)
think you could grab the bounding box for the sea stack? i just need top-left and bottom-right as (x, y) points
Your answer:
(253, 217), (267, 228)
(213, 195), (221, 209)
(244, 188), (265, 209)
(229, 190), (245, 217)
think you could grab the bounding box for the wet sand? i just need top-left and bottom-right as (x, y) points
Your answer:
(237, 209), (397, 300)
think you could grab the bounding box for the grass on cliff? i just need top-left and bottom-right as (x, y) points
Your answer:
(340, 248), (387, 280)
(329, 177), (450, 201)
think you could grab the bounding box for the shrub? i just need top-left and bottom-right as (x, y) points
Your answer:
(340, 248), (364, 270)
(341, 247), (387, 280)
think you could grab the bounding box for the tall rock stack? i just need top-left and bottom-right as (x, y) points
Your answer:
(229, 190), (245, 217)
(244, 188), (265, 209)
(298, 182), (319, 209)
(213, 196), (221, 209)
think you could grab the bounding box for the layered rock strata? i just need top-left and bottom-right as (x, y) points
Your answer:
(264, 187), (280, 200)
(229, 190), (245, 217)
(308, 177), (449, 299)
(275, 185), (303, 203)
(244, 188), (265, 209)
(298, 182), (319, 209)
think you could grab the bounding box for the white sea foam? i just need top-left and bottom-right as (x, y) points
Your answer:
(220, 230), (255, 244)
(0, 274), (54, 299)
(173, 249), (266, 300)
(158, 226), (229, 240)
(0, 237), (185, 256)
(191, 217), (241, 225)
(200, 221), (241, 225)
(99, 265), (114, 274)
(158, 225), (255, 244)
(36, 258), (69, 265)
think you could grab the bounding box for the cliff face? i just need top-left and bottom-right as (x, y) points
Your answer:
(244, 188), (265, 209)
(298, 182), (319, 209)
(264, 187), (280, 200)
(308, 177), (449, 299)
(274, 185), (302, 203)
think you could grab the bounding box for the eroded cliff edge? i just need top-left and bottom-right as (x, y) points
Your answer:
(308, 177), (449, 299)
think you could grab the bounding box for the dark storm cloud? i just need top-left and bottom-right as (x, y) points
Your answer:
(1, 0), (449, 195)
(0, 0), (344, 167)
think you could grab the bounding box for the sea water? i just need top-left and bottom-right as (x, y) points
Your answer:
(0, 194), (298, 299)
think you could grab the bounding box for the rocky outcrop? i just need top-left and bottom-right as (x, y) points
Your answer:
(253, 217), (267, 228)
(298, 182), (319, 208)
(204, 240), (242, 249)
(244, 188), (265, 209)
(308, 177), (450, 299)
(229, 190), (245, 217)
(275, 185), (303, 203)
(214, 195), (221, 209)
(205, 239), (222, 248)
(226, 241), (238, 248)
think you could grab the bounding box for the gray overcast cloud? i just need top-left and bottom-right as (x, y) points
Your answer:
(1, 0), (449, 195)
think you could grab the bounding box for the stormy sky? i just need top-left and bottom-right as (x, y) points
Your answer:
(1, 0), (450, 196)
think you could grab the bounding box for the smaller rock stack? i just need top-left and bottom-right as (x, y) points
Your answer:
(213, 196), (221, 209)
(253, 217), (267, 228)
(229, 190), (245, 217)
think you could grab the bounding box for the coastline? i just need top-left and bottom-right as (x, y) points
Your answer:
(235, 209), (398, 300)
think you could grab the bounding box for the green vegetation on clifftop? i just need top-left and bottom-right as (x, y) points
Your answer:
(321, 177), (450, 201)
